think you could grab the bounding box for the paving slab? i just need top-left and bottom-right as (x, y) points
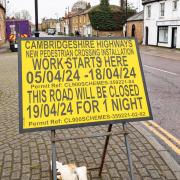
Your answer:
(140, 45), (180, 61)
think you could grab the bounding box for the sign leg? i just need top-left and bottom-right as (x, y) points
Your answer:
(123, 123), (134, 180)
(51, 130), (57, 180)
(99, 124), (113, 177)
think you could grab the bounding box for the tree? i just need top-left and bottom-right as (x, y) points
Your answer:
(100, 0), (109, 7)
(21, 10), (31, 20)
(13, 10), (31, 20)
(89, 1), (136, 31)
(14, 12), (21, 19)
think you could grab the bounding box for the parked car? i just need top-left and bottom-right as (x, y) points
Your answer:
(47, 28), (56, 35)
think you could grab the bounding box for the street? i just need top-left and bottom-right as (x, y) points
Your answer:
(1, 0), (180, 178)
(140, 51), (180, 139)
(0, 42), (179, 179)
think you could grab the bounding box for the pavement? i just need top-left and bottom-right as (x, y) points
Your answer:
(0, 43), (11, 54)
(140, 45), (180, 61)
(0, 44), (180, 180)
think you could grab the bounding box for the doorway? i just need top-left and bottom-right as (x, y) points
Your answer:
(131, 24), (135, 37)
(171, 27), (177, 48)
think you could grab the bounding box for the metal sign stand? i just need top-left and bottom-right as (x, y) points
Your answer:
(51, 130), (57, 180)
(123, 123), (135, 180)
(50, 123), (134, 180)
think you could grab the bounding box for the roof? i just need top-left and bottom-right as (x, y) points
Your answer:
(6, 19), (29, 22)
(67, 4), (121, 18)
(142, 0), (164, 5)
(127, 11), (144, 22)
(42, 18), (59, 23)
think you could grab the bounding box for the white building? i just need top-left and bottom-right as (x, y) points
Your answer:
(56, 23), (60, 34)
(142, 0), (180, 48)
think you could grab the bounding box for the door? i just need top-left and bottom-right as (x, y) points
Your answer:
(131, 24), (135, 37)
(171, 27), (177, 48)
(145, 27), (149, 45)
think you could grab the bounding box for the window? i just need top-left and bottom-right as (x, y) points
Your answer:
(147, 5), (151, 18)
(158, 26), (168, 43)
(173, 1), (177, 10)
(160, 3), (165, 17)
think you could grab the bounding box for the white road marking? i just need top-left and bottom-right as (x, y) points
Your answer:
(143, 65), (178, 76)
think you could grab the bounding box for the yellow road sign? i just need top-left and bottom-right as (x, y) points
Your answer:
(18, 37), (152, 132)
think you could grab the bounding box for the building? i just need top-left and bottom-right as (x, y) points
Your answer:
(127, 11), (144, 43)
(68, 8), (93, 36)
(142, 0), (180, 48)
(60, 1), (91, 36)
(0, 3), (5, 46)
(61, 1), (123, 37)
(60, 18), (66, 34)
(41, 18), (59, 32)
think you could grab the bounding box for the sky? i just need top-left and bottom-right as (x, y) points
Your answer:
(6, 0), (142, 23)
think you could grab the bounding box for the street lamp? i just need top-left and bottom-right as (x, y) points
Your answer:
(34, 0), (39, 37)
(125, 0), (128, 37)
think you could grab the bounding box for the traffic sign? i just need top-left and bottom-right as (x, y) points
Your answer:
(18, 37), (152, 132)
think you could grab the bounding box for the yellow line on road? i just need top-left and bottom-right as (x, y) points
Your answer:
(148, 121), (180, 145)
(143, 122), (180, 155)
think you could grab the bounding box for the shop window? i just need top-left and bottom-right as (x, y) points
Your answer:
(158, 26), (168, 43)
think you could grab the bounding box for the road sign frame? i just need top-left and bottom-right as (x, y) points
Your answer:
(18, 36), (153, 133)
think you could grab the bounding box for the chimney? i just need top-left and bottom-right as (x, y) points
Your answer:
(120, 0), (124, 9)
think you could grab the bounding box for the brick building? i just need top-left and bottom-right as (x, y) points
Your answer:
(127, 11), (144, 43)
(0, 3), (5, 46)
(68, 8), (92, 36)
(41, 18), (59, 32)
(60, 1), (92, 36)
(61, 1), (123, 37)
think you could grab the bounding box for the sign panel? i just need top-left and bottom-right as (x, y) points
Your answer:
(18, 37), (152, 132)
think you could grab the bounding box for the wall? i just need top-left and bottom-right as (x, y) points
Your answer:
(70, 13), (90, 35)
(92, 30), (123, 37)
(0, 6), (5, 46)
(60, 19), (65, 34)
(41, 19), (58, 32)
(127, 20), (144, 43)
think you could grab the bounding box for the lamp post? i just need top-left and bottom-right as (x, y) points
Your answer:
(125, 0), (128, 37)
(34, 0), (39, 37)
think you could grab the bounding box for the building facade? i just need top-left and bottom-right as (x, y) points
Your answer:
(143, 0), (180, 48)
(68, 9), (93, 36)
(60, 1), (92, 36)
(0, 3), (5, 46)
(61, 1), (123, 37)
(41, 18), (59, 32)
(127, 11), (144, 43)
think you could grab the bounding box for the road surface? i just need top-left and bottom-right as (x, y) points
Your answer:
(140, 52), (180, 139)
(0, 44), (179, 179)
